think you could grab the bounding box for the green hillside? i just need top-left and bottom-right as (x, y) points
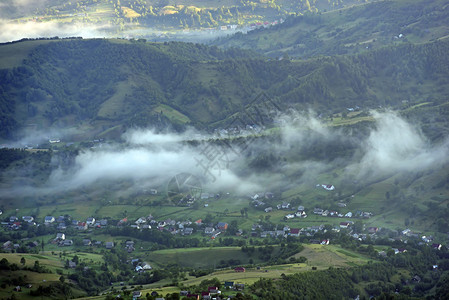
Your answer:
(1, 37), (449, 140)
(1, 2), (449, 299)
(214, 0), (449, 58)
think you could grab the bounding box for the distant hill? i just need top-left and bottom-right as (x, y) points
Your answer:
(0, 0), (371, 33)
(0, 37), (449, 141)
(213, 0), (449, 58)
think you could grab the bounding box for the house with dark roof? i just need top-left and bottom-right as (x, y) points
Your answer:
(217, 222), (228, 230)
(290, 228), (300, 237)
(44, 216), (55, 224)
(340, 222), (351, 229)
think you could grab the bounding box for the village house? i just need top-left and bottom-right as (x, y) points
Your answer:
(83, 239), (92, 246)
(62, 240), (73, 246)
(295, 210), (307, 218)
(86, 217), (95, 226)
(55, 233), (65, 240)
(132, 291), (142, 298)
(253, 199), (265, 207)
(265, 192), (274, 199)
(277, 202), (291, 210)
(322, 184), (335, 191)
(432, 243), (442, 250)
(182, 227), (194, 235)
(290, 228), (300, 237)
(367, 227), (379, 234)
(135, 217), (146, 225)
(105, 242), (114, 249)
(340, 222), (351, 229)
(22, 216), (34, 223)
(77, 222), (87, 230)
(11, 221), (22, 230)
(234, 267), (245, 272)
(313, 208), (324, 215)
(44, 216), (55, 224)
(217, 222), (228, 231)
(2, 241), (13, 251)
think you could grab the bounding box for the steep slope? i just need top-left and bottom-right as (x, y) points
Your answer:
(0, 38), (449, 141)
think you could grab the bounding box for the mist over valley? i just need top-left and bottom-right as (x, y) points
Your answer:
(1, 1), (449, 299)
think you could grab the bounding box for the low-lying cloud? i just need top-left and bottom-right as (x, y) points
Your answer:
(1, 110), (448, 200)
(355, 111), (449, 176)
(0, 19), (112, 43)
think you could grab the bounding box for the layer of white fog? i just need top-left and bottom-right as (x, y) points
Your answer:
(1, 110), (448, 199)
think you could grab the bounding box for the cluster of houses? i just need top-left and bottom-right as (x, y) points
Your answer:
(312, 207), (373, 219)
(250, 222), (331, 240)
(174, 282), (244, 300)
(1, 212), (237, 252)
(213, 124), (264, 139)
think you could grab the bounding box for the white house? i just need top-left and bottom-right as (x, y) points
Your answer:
(321, 184), (335, 191)
(44, 216), (55, 224)
(22, 216), (34, 223)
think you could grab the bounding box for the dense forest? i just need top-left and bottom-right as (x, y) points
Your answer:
(1, 37), (449, 140)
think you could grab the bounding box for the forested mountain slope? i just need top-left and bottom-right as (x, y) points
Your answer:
(0, 37), (449, 141)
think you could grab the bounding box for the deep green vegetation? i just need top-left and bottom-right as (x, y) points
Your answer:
(1, 2), (449, 299)
(1, 37), (449, 140)
(250, 243), (449, 299)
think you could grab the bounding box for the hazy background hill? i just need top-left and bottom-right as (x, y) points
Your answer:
(213, 0), (449, 58)
(0, 0), (372, 39)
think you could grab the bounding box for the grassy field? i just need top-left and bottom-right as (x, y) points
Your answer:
(0, 40), (57, 69)
(147, 246), (260, 268)
(78, 243), (372, 299)
(153, 104), (191, 124)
